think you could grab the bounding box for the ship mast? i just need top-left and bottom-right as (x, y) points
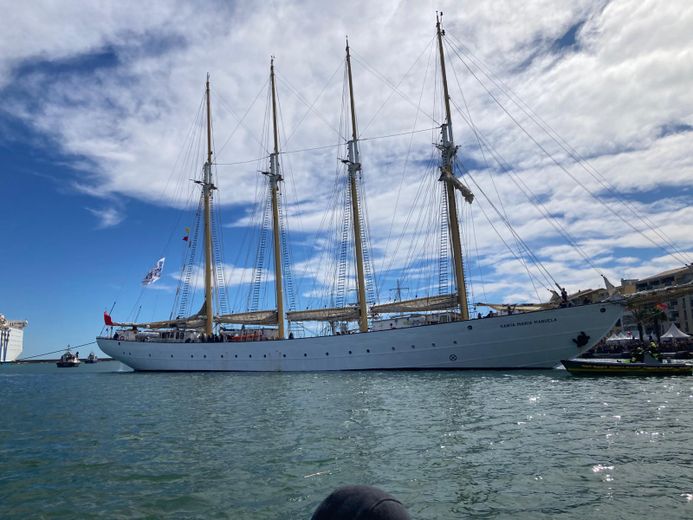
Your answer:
(345, 39), (369, 333)
(202, 75), (216, 335)
(436, 14), (470, 320)
(269, 58), (286, 339)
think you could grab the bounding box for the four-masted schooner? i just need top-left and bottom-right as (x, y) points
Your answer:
(97, 17), (624, 371)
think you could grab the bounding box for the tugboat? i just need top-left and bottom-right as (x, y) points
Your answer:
(84, 352), (99, 364)
(56, 348), (80, 368)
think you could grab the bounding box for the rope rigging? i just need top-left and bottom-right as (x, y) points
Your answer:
(445, 31), (691, 266)
(443, 35), (691, 268)
(113, 22), (691, 333)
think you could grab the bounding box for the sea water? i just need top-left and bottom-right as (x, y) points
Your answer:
(1, 362), (691, 519)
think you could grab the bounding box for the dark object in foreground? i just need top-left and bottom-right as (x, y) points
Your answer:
(561, 358), (692, 376)
(312, 485), (411, 520)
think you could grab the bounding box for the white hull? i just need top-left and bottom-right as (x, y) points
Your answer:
(0, 327), (24, 363)
(97, 303), (622, 371)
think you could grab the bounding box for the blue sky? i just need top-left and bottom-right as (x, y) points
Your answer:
(1, 0), (692, 358)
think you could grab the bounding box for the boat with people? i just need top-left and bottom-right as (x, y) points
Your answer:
(84, 352), (99, 364)
(96, 15), (693, 373)
(56, 349), (80, 368)
(561, 356), (692, 376)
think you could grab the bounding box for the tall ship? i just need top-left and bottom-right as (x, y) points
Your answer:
(97, 17), (627, 371)
(0, 315), (28, 363)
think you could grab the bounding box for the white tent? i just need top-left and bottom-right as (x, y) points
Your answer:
(606, 331), (632, 342)
(661, 323), (690, 339)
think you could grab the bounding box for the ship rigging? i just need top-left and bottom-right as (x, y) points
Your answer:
(96, 16), (689, 371)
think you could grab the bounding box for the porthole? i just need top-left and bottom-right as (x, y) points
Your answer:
(221, 354), (224, 358)
(391, 346), (395, 351)
(304, 353), (307, 357)
(129, 352), (132, 355)
(283, 354), (286, 358)
(235, 354), (238, 358)
(148, 354), (151, 357)
(249, 354), (252, 358)
(600, 307), (606, 313)
(431, 343), (436, 347)
(467, 325), (473, 330)
(453, 340), (458, 345)
(170, 354), (173, 358)
(411, 345), (415, 349)
(325, 352), (329, 356)
(190, 354), (194, 358)
(348, 350), (352, 354)
(264, 354), (267, 358)
(366, 349), (370, 353)
(203, 355), (207, 358)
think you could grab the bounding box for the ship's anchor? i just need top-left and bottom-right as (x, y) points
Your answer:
(572, 331), (590, 348)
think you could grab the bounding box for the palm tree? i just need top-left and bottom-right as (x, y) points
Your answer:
(629, 304), (667, 341)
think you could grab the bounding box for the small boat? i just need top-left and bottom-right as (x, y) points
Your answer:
(84, 352), (99, 364)
(56, 350), (80, 368)
(561, 356), (691, 376)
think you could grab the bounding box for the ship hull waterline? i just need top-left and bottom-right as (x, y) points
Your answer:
(97, 303), (622, 372)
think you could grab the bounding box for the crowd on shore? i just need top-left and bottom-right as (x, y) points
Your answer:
(585, 337), (693, 359)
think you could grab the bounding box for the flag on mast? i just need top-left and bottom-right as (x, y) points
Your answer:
(142, 257), (165, 286)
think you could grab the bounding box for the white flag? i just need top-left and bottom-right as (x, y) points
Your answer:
(142, 257), (165, 286)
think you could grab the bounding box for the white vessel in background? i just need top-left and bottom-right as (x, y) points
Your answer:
(0, 315), (28, 363)
(97, 17), (626, 371)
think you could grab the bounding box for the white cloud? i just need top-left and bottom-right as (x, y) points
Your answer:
(2, 0), (693, 306)
(86, 206), (123, 228)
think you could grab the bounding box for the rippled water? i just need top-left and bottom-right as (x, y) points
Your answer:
(1, 362), (692, 519)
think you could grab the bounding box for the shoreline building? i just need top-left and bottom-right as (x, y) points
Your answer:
(617, 265), (693, 336)
(0, 315), (28, 363)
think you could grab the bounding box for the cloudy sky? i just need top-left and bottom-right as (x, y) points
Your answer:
(1, 0), (692, 358)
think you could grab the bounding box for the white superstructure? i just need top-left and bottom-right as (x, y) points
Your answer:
(0, 315), (27, 363)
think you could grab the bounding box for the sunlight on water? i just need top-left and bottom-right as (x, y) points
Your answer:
(1, 363), (692, 519)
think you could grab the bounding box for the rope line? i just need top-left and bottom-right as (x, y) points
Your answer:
(18, 341), (97, 361)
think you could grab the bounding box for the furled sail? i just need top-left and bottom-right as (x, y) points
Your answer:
(287, 307), (360, 322)
(215, 310), (279, 325)
(439, 170), (474, 203)
(141, 317), (207, 329)
(105, 315), (206, 330)
(371, 294), (458, 314)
